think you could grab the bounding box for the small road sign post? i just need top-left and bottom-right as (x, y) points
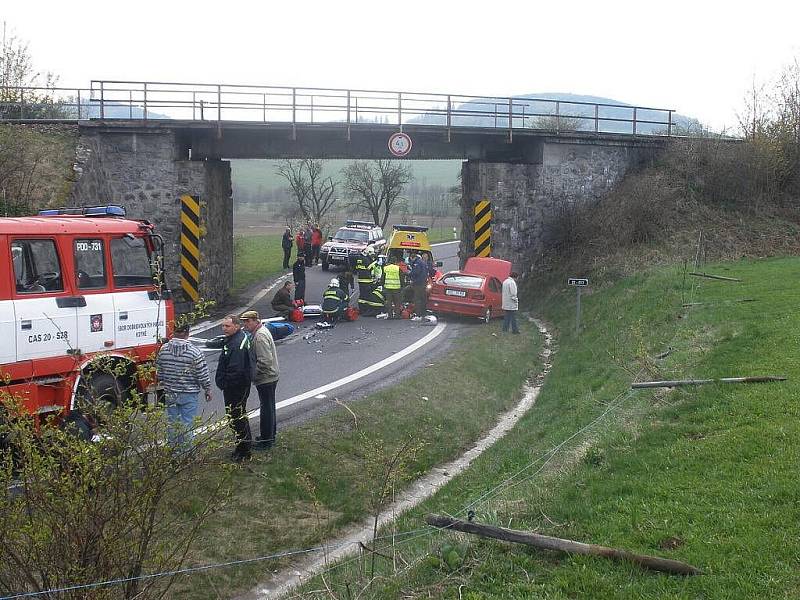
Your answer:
(568, 278), (589, 333)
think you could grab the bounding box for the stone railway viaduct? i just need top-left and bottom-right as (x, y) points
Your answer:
(63, 118), (667, 304)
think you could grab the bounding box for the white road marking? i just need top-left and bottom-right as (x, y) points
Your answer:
(194, 321), (447, 435)
(263, 322), (445, 417)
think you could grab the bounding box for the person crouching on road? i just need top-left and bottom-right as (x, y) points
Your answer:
(215, 315), (253, 462)
(156, 320), (212, 448)
(357, 285), (385, 317)
(321, 278), (349, 326)
(293, 254), (306, 303)
(382, 255), (405, 319)
(241, 311), (280, 450)
(271, 281), (295, 318)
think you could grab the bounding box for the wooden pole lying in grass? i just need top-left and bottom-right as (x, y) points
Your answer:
(682, 298), (756, 307)
(631, 376), (787, 389)
(688, 272), (742, 282)
(426, 514), (702, 576)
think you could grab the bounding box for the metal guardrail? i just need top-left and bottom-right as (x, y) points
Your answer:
(0, 81), (676, 137)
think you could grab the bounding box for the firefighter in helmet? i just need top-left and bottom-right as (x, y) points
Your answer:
(321, 278), (350, 326)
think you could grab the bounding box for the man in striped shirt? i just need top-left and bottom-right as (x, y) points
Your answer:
(156, 321), (212, 447)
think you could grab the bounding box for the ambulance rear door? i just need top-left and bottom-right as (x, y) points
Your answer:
(109, 235), (166, 349)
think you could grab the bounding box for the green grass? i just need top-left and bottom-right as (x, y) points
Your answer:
(232, 234), (286, 291)
(296, 257), (800, 599)
(168, 320), (542, 599)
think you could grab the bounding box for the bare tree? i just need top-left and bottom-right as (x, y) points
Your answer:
(341, 160), (413, 228)
(0, 22), (62, 119)
(275, 159), (337, 225)
(737, 76), (770, 140)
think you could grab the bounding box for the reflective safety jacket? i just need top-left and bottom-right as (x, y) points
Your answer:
(355, 257), (376, 284)
(358, 286), (385, 308)
(383, 263), (402, 290)
(322, 286), (349, 313)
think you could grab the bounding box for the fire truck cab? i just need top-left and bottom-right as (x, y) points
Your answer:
(0, 205), (173, 424)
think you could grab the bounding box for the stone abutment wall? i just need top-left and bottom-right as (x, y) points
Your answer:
(460, 140), (661, 273)
(70, 128), (233, 306)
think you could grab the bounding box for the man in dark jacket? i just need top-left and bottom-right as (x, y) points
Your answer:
(293, 254), (306, 303)
(215, 314), (252, 462)
(271, 281), (295, 318)
(409, 253), (429, 319)
(281, 226), (293, 269)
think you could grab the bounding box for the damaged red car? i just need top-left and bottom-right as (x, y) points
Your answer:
(428, 257), (512, 322)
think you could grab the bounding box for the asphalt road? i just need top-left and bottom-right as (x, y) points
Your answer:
(191, 241), (469, 438)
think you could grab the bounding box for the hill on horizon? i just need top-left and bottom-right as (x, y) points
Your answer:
(411, 91), (698, 134)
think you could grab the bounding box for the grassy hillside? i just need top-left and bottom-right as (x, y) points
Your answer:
(299, 256), (800, 598)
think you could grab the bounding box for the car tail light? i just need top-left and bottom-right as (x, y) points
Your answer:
(471, 291), (485, 300)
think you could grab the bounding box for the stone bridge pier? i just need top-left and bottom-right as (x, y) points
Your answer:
(459, 138), (662, 273)
(70, 125), (233, 306)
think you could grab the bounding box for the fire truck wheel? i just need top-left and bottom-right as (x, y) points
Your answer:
(61, 411), (93, 442)
(75, 372), (131, 422)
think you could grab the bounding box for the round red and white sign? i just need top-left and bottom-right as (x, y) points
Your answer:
(388, 132), (413, 157)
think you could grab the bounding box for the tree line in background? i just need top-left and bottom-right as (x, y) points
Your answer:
(247, 158), (460, 230)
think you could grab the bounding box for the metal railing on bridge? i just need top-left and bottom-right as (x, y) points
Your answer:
(0, 81), (676, 136)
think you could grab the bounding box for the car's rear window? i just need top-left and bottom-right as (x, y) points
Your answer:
(333, 229), (368, 243)
(441, 274), (484, 289)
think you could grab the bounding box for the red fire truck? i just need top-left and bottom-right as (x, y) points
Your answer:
(0, 205), (173, 430)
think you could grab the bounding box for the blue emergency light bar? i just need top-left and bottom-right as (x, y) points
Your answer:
(38, 205), (127, 217)
(392, 224), (428, 232)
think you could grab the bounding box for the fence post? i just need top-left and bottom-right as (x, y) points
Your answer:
(217, 84), (222, 123)
(346, 90), (351, 141)
(508, 97), (513, 142)
(129, 90), (133, 119)
(77, 89), (82, 119)
(556, 101), (560, 133)
(398, 92), (402, 131)
(594, 104), (599, 133)
(447, 94), (451, 142)
(143, 82), (148, 120)
(668, 110), (673, 136)
(100, 81), (105, 119)
(292, 87), (297, 141)
(263, 93), (267, 123)
(632, 106), (637, 135)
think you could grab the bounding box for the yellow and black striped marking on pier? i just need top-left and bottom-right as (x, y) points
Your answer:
(180, 194), (201, 302)
(474, 199), (492, 257)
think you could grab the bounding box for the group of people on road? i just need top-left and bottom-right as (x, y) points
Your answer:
(156, 310), (281, 463)
(282, 223), (323, 269)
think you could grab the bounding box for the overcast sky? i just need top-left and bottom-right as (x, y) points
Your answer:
(4, 0), (799, 132)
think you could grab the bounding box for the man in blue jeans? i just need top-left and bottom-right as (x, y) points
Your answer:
(156, 321), (212, 447)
